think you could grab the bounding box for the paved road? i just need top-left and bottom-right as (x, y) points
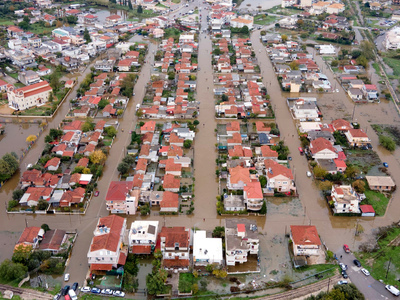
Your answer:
(336, 248), (396, 300)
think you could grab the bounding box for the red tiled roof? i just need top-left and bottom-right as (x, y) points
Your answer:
(290, 225), (321, 246)
(163, 258), (189, 268)
(160, 191), (179, 208)
(17, 227), (41, 244)
(90, 264), (113, 271)
(360, 204), (375, 213)
(310, 137), (336, 155)
(131, 245), (152, 254)
(106, 181), (133, 201)
(159, 227), (189, 248)
(118, 252), (127, 265)
(264, 159), (293, 180)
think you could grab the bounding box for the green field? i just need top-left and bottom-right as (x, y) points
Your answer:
(362, 189), (390, 216)
(356, 226), (400, 286)
(382, 56), (400, 78)
(254, 15), (277, 25)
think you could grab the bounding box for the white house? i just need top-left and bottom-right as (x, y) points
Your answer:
(193, 230), (223, 266)
(225, 219), (259, 266)
(159, 227), (190, 272)
(291, 99), (319, 120)
(7, 81), (52, 111)
(290, 225), (321, 256)
(129, 221), (159, 254)
(309, 137), (338, 160)
(331, 185), (363, 214)
(87, 215), (128, 272)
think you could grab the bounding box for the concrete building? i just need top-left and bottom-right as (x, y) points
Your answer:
(129, 221), (159, 254)
(7, 81), (52, 111)
(193, 230), (223, 266)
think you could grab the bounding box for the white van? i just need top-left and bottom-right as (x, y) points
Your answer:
(68, 289), (78, 300)
(386, 285), (400, 296)
(136, 104), (141, 111)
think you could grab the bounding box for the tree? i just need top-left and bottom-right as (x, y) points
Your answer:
(259, 201), (267, 214)
(167, 71), (175, 80)
(212, 226), (225, 238)
(146, 268), (167, 295)
(66, 15), (78, 24)
(48, 92), (54, 103)
(18, 21), (29, 30)
(352, 180), (365, 194)
(82, 120), (94, 132)
(259, 175), (267, 187)
(120, 74), (137, 97)
(12, 244), (31, 265)
(3, 153), (19, 174)
(83, 28), (91, 43)
(356, 55), (368, 69)
(313, 165), (327, 178)
(104, 126), (117, 138)
(379, 135), (396, 151)
(183, 140), (192, 149)
(344, 165), (358, 179)
(89, 150), (107, 165)
(0, 259), (27, 281)
(12, 189), (24, 201)
(41, 224), (50, 232)
(98, 99), (109, 110)
(49, 73), (62, 92)
(37, 199), (48, 210)
(331, 60), (339, 67)
(137, 5), (143, 13)
(319, 180), (333, 191)
(240, 26), (249, 34)
(281, 34), (288, 42)
(117, 162), (130, 174)
(289, 61), (299, 70)
(122, 155), (135, 165)
(351, 50), (362, 59)
(128, 0), (133, 9)
(26, 135), (37, 143)
(359, 40), (375, 60)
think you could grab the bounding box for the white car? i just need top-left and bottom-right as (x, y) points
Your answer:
(361, 268), (370, 276)
(339, 263), (347, 271)
(113, 291), (125, 297)
(81, 287), (91, 293)
(64, 273), (70, 282)
(338, 280), (348, 285)
(306, 171), (312, 177)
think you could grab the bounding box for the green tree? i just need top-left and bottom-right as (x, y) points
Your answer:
(120, 74), (137, 97)
(0, 159), (12, 181)
(82, 121), (95, 132)
(281, 34), (288, 42)
(37, 199), (48, 210)
(18, 21), (29, 30)
(259, 175), (267, 187)
(117, 162), (130, 174)
(313, 165), (327, 178)
(183, 140), (192, 149)
(3, 153), (19, 174)
(41, 224), (50, 232)
(12, 245), (31, 265)
(212, 226), (225, 238)
(48, 92), (54, 103)
(146, 268), (167, 295)
(0, 259), (27, 281)
(379, 135), (396, 151)
(12, 189), (24, 201)
(259, 201), (267, 214)
(240, 25), (249, 34)
(352, 180), (365, 194)
(83, 27), (91, 43)
(359, 40), (375, 60)
(137, 4), (143, 13)
(356, 55), (368, 69)
(289, 61), (299, 70)
(319, 180), (333, 191)
(98, 99), (109, 110)
(49, 73), (62, 92)
(167, 71), (175, 80)
(122, 155), (135, 165)
(66, 15), (78, 24)
(104, 126), (117, 138)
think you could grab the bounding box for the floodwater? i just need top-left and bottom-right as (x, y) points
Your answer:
(0, 122), (40, 160)
(95, 9), (129, 23)
(238, 0), (281, 10)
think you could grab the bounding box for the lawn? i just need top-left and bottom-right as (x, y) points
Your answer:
(356, 227), (400, 286)
(266, 5), (303, 16)
(128, 10), (159, 20)
(171, 0), (181, 3)
(179, 273), (197, 293)
(362, 189), (390, 216)
(382, 56), (400, 78)
(29, 23), (53, 35)
(0, 20), (15, 26)
(372, 62), (383, 77)
(254, 15), (277, 25)
(295, 264), (338, 277)
(345, 149), (381, 173)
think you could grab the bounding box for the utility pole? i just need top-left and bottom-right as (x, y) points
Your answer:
(386, 257), (392, 279)
(327, 277), (331, 292)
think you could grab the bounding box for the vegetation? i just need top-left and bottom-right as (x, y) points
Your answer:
(0, 152), (19, 181)
(379, 135), (396, 151)
(0, 259), (27, 282)
(146, 250), (168, 295)
(362, 188), (390, 216)
(305, 283), (364, 300)
(271, 141), (289, 160)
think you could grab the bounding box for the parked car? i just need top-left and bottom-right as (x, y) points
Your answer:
(383, 162), (389, 168)
(101, 289), (113, 295)
(65, 295), (71, 300)
(386, 285), (400, 296)
(343, 244), (350, 253)
(338, 280), (348, 285)
(91, 288), (101, 294)
(288, 156), (292, 161)
(339, 263), (347, 271)
(53, 294), (61, 300)
(113, 291), (125, 297)
(81, 287), (91, 293)
(341, 270), (348, 278)
(94, 191), (100, 197)
(71, 283), (78, 291)
(298, 147), (304, 155)
(353, 259), (361, 267)
(64, 273), (70, 282)
(306, 171), (312, 177)
(361, 268), (370, 276)
(61, 286), (70, 296)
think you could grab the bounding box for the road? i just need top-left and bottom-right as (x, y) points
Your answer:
(336, 248), (395, 300)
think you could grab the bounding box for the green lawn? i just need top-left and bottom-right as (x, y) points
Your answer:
(266, 5), (303, 16)
(8, 73), (18, 80)
(171, 0), (181, 3)
(29, 23), (53, 35)
(295, 264), (338, 277)
(372, 62), (383, 77)
(356, 227), (400, 286)
(382, 57), (400, 78)
(179, 273), (198, 293)
(254, 15), (277, 25)
(362, 189), (390, 216)
(0, 20), (15, 26)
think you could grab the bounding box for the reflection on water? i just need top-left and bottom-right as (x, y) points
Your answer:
(94, 9), (129, 23)
(239, 0), (281, 10)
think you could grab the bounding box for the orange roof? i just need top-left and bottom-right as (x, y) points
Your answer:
(310, 138), (336, 155)
(229, 166), (251, 184)
(163, 174), (180, 189)
(131, 245), (152, 254)
(331, 119), (351, 131)
(17, 227), (41, 244)
(141, 121), (156, 132)
(229, 145), (252, 158)
(348, 129), (368, 138)
(44, 157), (60, 168)
(226, 121), (240, 132)
(290, 225), (321, 246)
(227, 132), (242, 145)
(244, 181), (263, 199)
(136, 158), (147, 172)
(164, 158), (181, 172)
(90, 215), (125, 252)
(264, 159), (293, 180)
(159, 227), (189, 248)
(160, 191), (179, 208)
(90, 264), (113, 271)
(260, 145), (278, 158)
(256, 122), (271, 133)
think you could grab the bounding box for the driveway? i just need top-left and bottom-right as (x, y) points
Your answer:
(336, 247), (396, 300)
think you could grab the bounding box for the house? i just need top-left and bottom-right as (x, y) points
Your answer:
(363, 84), (378, 101)
(360, 205), (375, 217)
(290, 225), (321, 256)
(87, 215), (128, 272)
(18, 70), (41, 85)
(225, 219), (259, 266)
(163, 174), (180, 192)
(38, 229), (67, 254)
(244, 182), (263, 211)
(344, 129), (370, 147)
(193, 230), (223, 266)
(291, 99), (319, 120)
(230, 16), (254, 29)
(129, 221), (159, 254)
(44, 157), (61, 171)
(141, 121), (156, 134)
(20, 169), (43, 188)
(331, 185), (362, 214)
(348, 88), (364, 101)
(19, 187), (53, 207)
(223, 194), (246, 211)
(159, 227), (190, 272)
(331, 119), (352, 132)
(15, 227), (43, 250)
(59, 187), (85, 207)
(105, 181), (137, 214)
(227, 166), (251, 190)
(309, 137), (338, 160)
(7, 81), (52, 111)
(264, 159), (296, 193)
(366, 176), (396, 192)
(326, 3), (345, 14)
(160, 191), (179, 213)
(105, 14), (122, 25)
(308, 130), (335, 144)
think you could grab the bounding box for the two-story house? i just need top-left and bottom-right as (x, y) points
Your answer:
(331, 185), (363, 214)
(105, 181), (138, 214)
(264, 159), (296, 194)
(159, 227), (190, 272)
(87, 215), (128, 272)
(193, 230), (223, 266)
(344, 129), (371, 147)
(129, 221), (159, 254)
(225, 219), (259, 266)
(290, 225), (321, 257)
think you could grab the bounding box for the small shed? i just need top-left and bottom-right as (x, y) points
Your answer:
(360, 205), (375, 217)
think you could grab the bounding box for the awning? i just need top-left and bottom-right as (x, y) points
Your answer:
(90, 264), (113, 271)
